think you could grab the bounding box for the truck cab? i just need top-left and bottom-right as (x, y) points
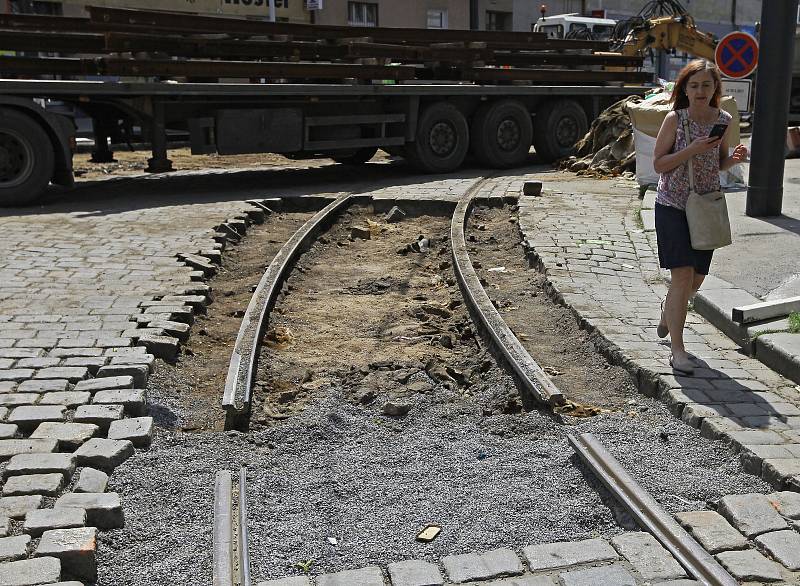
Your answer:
(533, 13), (616, 41)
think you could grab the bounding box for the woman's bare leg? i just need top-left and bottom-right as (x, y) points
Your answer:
(666, 266), (696, 360)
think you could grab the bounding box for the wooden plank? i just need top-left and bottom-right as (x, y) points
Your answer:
(732, 296), (800, 324)
(0, 30), (106, 53)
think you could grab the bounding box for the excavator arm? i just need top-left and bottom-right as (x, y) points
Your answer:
(618, 16), (716, 61)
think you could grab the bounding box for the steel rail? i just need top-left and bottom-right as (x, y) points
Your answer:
(568, 433), (739, 586)
(212, 471), (234, 586)
(450, 182), (564, 406)
(222, 194), (355, 429)
(238, 468), (251, 586)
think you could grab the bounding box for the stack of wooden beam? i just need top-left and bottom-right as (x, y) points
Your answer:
(0, 6), (651, 85)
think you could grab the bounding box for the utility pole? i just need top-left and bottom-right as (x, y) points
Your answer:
(746, 0), (798, 217)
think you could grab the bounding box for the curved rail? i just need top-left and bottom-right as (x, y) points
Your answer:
(569, 434), (738, 586)
(450, 181), (564, 406)
(223, 194), (353, 429)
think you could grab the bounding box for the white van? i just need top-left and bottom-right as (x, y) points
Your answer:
(533, 13), (617, 41)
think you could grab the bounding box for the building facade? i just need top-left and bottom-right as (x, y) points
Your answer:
(311, 0), (469, 30)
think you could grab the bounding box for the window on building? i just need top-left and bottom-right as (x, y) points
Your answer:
(427, 9), (448, 29)
(348, 2), (378, 27)
(486, 10), (511, 31)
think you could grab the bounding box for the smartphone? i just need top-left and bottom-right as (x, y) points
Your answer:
(708, 123), (728, 140)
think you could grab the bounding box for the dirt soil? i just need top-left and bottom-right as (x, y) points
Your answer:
(252, 205), (523, 425)
(148, 209), (316, 432)
(467, 203), (640, 413)
(72, 148), (390, 180)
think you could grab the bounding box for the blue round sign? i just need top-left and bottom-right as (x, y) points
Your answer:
(715, 32), (759, 79)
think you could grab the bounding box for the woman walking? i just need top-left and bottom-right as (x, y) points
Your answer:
(653, 59), (748, 375)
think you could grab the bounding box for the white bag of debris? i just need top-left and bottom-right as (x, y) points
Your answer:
(628, 92), (743, 188)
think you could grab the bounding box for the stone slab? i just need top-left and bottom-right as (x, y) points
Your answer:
(5, 453), (76, 478)
(559, 563), (637, 586)
(718, 493), (788, 537)
(443, 548), (524, 583)
(716, 548), (784, 582)
(0, 394), (40, 407)
(30, 422), (98, 450)
(73, 404), (124, 429)
(387, 559), (444, 586)
(316, 566), (383, 586)
(7, 406), (66, 430)
(17, 379), (68, 393)
(0, 556), (61, 585)
(0, 424), (18, 439)
(24, 507), (87, 537)
(0, 496), (43, 519)
(467, 578), (555, 586)
(0, 535), (31, 562)
(74, 468), (108, 494)
(33, 367), (89, 382)
(755, 529), (800, 570)
(674, 510), (749, 554)
(96, 364), (148, 387)
(523, 538), (617, 571)
(74, 438), (134, 471)
(3, 473), (65, 497)
(35, 526), (97, 582)
(0, 516), (10, 538)
(74, 376), (133, 393)
(611, 532), (686, 581)
(54, 492), (123, 529)
(256, 579), (311, 586)
(92, 388), (146, 416)
(107, 416), (153, 448)
(767, 491), (800, 519)
(0, 439), (58, 460)
(39, 392), (91, 408)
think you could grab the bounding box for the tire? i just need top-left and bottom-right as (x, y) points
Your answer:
(332, 147), (378, 165)
(0, 108), (54, 207)
(471, 100), (533, 169)
(532, 99), (588, 163)
(407, 102), (469, 173)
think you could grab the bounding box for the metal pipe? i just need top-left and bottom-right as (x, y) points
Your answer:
(569, 433), (739, 586)
(746, 0), (798, 217)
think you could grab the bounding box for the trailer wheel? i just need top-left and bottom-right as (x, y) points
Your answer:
(471, 100), (533, 169)
(332, 147), (378, 165)
(407, 102), (469, 173)
(0, 109), (54, 207)
(532, 99), (588, 163)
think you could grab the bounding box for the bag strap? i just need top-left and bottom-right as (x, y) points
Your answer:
(681, 112), (696, 193)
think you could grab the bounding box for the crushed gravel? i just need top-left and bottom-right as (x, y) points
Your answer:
(97, 368), (770, 585)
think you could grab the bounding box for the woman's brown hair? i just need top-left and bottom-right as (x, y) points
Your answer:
(670, 59), (722, 110)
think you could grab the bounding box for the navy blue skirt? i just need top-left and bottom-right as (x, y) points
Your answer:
(654, 202), (714, 275)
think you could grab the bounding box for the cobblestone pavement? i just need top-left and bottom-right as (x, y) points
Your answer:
(0, 162), (799, 585)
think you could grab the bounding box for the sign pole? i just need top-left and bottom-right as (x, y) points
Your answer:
(746, 0), (798, 217)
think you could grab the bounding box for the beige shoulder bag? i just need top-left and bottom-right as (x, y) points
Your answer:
(682, 115), (732, 250)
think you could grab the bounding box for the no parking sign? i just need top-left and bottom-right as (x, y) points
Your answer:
(715, 31), (759, 79)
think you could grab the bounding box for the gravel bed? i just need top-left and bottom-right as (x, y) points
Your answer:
(97, 369), (770, 585)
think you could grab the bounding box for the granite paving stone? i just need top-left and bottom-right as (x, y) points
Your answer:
(0, 439), (57, 459)
(522, 538), (618, 571)
(38, 391), (91, 407)
(92, 388), (146, 416)
(7, 405), (66, 430)
(29, 422), (98, 450)
(464, 577), (556, 586)
(55, 492), (123, 529)
(316, 566), (384, 586)
(95, 364), (149, 387)
(0, 517), (10, 538)
(610, 532), (686, 581)
(0, 424), (18, 439)
(559, 563), (637, 586)
(5, 453), (76, 478)
(0, 496), (43, 519)
(0, 556), (61, 585)
(73, 468), (109, 494)
(443, 548), (524, 583)
(2, 473), (65, 497)
(23, 508), (87, 537)
(74, 376), (134, 393)
(0, 394), (40, 407)
(33, 367), (89, 382)
(387, 559), (443, 586)
(762, 458), (800, 489)
(107, 416), (154, 448)
(74, 438), (134, 471)
(754, 529), (800, 570)
(715, 549), (784, 582)
(673, 510), (749, 554)
(0, 535), (30, 562)
(73, 404), (124, 429)
(35, 526), (97, 582)
(17, 379), (68, 393)
(718, 493), (789, 537)
(256, 579), (311, 586)
(767, 491), (800, 519)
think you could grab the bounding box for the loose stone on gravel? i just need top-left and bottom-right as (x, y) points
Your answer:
(715, 548), (784, 582)
(257, 578), (311, 586)
(754, 529), (800, 570)
(387, 559), (443, 586)
(317, 566), (383, 586)
(35, 527), (97, 582)
(74, 438), (134, 471)
(673, 510), (748, 554)
(717, 493), (788, 537)
(0, 496), (43, 519)
(610, 532), (686, 581)
(24, 508), (87, 537)
(0, 535), (30, 562)
(56, 492), (123, 529)
(74, 468), (109, 494)
(443, 548), (524, 583)
(0, 556), (61, 585)
(559, 563), (637, 586)
(108, 417), (154, 448)
(5, 453), (77, 478)
(523, 538), (618, 571)
(30, 423), (98, 450)
(73, 404), (124, 430)
(2, 473), (65, 497)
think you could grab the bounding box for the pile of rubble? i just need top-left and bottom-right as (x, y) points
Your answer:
(559, 95), (643, 178)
